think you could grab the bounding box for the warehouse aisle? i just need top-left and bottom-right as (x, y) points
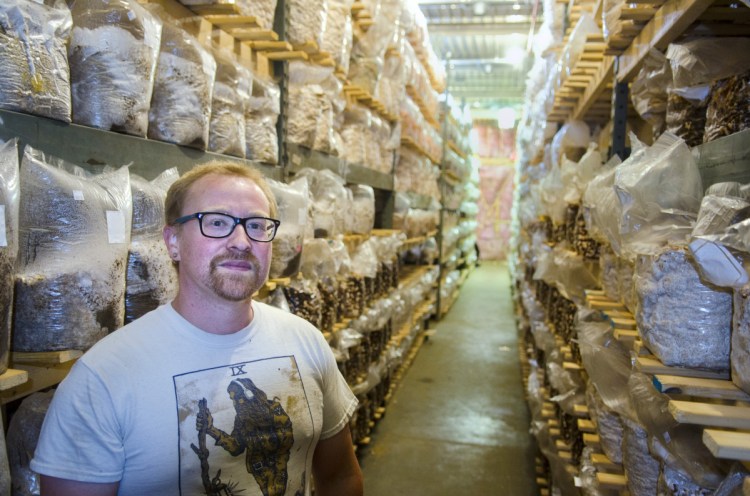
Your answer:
(358, 262), (538, 495)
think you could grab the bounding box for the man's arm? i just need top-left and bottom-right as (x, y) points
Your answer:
(312, 426), (364, 496)
(40, 475), (119, 496)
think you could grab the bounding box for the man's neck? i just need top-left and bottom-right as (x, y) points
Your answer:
(171, 296), (255, 335)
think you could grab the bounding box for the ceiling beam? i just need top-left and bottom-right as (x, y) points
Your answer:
(449, 88), (525, 97)
(425, 20), (532, 35)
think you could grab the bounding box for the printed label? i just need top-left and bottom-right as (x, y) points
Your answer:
(106, 210), (127, 244)
(73, 190), (84, 201)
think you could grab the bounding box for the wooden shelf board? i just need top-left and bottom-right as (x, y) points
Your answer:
(635, 356), (731, 380)
(703, 429), (750, 461)
(591, 453), (623, 473)
(617, 0), (714, 82)
(12, 350), (82, 365)
(0, 369), (28, 391)
(597, 472), (628, 489)
(654, 374), (750, 402)
(669, 400), (750, 429)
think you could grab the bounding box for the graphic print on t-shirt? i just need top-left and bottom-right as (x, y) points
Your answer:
(174, 355), (315, 495)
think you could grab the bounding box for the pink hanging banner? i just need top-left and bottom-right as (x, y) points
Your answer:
(477, 165), (515, 261)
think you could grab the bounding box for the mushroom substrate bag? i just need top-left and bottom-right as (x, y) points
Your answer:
(125, 169), (178, 324)
(0, 0), (72, 122)
(0, 139), (20, 375)
(14, 147), (132, 351)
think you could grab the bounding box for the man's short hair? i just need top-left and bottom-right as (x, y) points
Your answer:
(164, 161), (278, 225)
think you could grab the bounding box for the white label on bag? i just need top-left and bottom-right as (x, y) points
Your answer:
(0, 205), (6, 247)
(107, 210), (126, 244)
(73, 190), (84, 201)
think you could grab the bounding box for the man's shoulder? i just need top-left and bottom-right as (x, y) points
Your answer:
(81, 304), (175, 360)
(254, 301), (323, 338)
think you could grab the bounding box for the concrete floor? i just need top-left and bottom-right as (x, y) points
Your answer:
(359, 262), (538, 495)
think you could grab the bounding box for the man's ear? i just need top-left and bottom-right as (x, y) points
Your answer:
(163, 225), (179, 261)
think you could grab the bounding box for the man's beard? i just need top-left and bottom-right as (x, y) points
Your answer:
(209, 254), (266, 301)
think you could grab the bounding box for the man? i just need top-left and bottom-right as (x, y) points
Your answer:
(31, 162), (364, 496)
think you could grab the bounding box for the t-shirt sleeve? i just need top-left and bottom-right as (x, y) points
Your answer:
(30, 360), (125, 483)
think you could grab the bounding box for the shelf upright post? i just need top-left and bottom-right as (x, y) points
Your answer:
(610, 58), (629, 160)
(274, 0), (290, 181)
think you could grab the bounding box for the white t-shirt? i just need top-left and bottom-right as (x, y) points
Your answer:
(31, 302), (357, 495)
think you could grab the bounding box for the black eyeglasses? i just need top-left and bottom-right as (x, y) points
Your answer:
(173, 212), (281, 242)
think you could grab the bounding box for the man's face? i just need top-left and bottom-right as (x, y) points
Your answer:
(165, 173), (273, 303)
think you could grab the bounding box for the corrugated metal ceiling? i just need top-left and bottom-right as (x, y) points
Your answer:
(418, 0), (540, 110)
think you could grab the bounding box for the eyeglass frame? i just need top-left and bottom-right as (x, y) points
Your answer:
(172, 212), (281, 242)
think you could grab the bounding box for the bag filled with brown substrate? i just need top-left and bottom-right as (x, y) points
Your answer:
(0, 0), (72, 122)
(14, 147), (132, 352)
(0, 139), (20, 375)
(125, 170), (179, 324)
(68, 0), (162, 136)
(146, 7), (216, 149)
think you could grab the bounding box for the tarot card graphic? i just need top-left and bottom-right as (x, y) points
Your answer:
(175, 356), (315, 495)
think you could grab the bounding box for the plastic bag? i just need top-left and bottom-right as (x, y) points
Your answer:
(68, 0), (162, 137)
(321, 0), (354, 68)
(209, 48), (251, 158)
(245, 74), (280, 164)
(667, 38), (750, 89)
(629, 372), (731, 489)
(622, 417), (660, 496)
(6, 391), (54, 496)
(666, 87), (708, 147)
(630, 48), (671, 139)
(634, 246), (732, 371)
(287, 61), (339, 154)
(340, 102), (371, 166)
(268, 177), (309, 278)
(0, 139), (20, 375)
(550, 120), (590, 170)
(300, 238), (339, 332)
(283, 277), (323, 329)
(704, 69), (750, 143)
(287, 0), (327, 46)
(14, 147), (132, 351)
(0, 411), (8, 496)
(0, 0), (72, 122)
(533, 245), (599, 304)
(614, 132), (703, 256)
(295, 168), (348, 238)
(585, 380), (624, 464)
(146, 9), (216, 149)
(582, 154), (622, 250)
(347, 184), (375, 234)
(576, 308), (636, 421)
(125, 169), (178, 324)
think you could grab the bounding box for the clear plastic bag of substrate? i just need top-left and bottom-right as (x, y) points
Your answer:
(209, 47), (252, 158)
(268, 177), (309, 279)
(0, 139), (20, 375)
(634, 246), (732, 371)
(68, 0), (162, 137)
(6, 390), (54, 496)
(0, 0), (73, 122)
(125, 169), (179, 324)
(146, 8), (216, 149)
(0, 412), (8, 496)
(14, 147), (132, 352)
(245, 74), (280, 164)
